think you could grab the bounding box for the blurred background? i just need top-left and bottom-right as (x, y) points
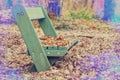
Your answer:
(0, 0), (120, 25)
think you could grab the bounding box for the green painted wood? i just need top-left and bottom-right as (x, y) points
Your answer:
(44, 50), (68, 57)
(12, 4), (78, 72)
(38, 6), (57, 37)
(25, 7), (45, 20)
(12, 4), (50, 72)
(43, 46), (67, 50)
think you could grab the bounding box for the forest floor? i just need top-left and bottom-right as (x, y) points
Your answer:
(0, 19), (120, 79)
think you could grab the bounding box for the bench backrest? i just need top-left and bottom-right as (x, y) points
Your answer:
(25, 7), (45, 20)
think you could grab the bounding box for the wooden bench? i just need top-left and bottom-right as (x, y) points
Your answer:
(12, 4), (78, 72)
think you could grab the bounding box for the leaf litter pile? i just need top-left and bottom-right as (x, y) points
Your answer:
(1, 19), (120, 79)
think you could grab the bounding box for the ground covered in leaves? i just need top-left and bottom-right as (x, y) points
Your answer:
(0, 19), (120, 80)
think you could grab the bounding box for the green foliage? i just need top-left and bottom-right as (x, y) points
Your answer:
(69, 7), (94, 20)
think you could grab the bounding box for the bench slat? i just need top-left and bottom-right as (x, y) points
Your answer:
(25, 7), (45, 20)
